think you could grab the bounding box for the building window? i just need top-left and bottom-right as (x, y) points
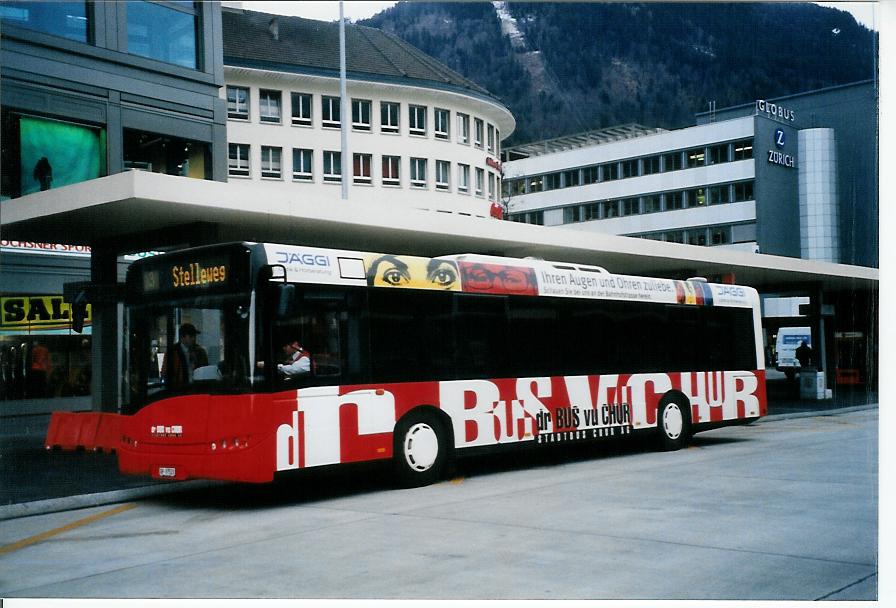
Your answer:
(382, 155), (401, 186)
(666, 191), (684, 210)
(0, 1), (90, 42)
(227, 86), (249, 120)
(734, 139), (754, 160)
(564, 206), (581, 223)
(642, 155), (661, 175)
(602, 200), (619, 218)
(126, 1), (199, 69)
(434, 108), (450, 140)
(259, 90), (282, 124)
(688, 229), (707, 246)
(621, 198), (639, 216)
(732, 222), (757, 243)
(291, 93), (312, 126)
(488, 172), (497, 200)
(323, 150), (341, 183)
(564, 170), (580, 188)
(667, 230), (685, 244)
(353, 153), (372, 184)
(545, 172), (562, 191)
(261, 146), (282, 178)
(528, 175), (543, 193)
(436, 160), (450, 191)
(352, 99), (372, 131)
(292, 148), (313, 181)
(734, 180), (754, 202)
(663, 151), (683, 171)
(687, 148), (705, 168)
(409, 105), (427, 136)
(495, 129), (501, 157)
(601, 162), (618, 181)
(410, 157), (427, 188)
(710, 184), (731, 205)
(322, 96), (341, 128)
(688, 187), (706, 207)
(508, 178), (525, 196)
(621, 159), (638, 178)
(455, 113), (470, 145)
(381, 101), (400, 133)
(458, 163), (470, 193)
(583, 202), (599, 221)
(709, 143), (729, 165)
(487, 124), (496, 154)
(711, 226), (731, 245)
(474, 118), (484, 149)
(644, 194), (662, 213)
(228, 143), (250, 177)
(583, 166), (599, 185)
(475, 167), (485, 196)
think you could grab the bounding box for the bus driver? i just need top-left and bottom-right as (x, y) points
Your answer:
(278, 339), (312, 378)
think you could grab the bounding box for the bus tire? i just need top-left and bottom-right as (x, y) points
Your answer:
(393, 411), (449, 488)
(657, 397), (690, 451)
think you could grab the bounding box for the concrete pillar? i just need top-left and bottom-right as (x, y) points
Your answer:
(90, 249), (121, 412)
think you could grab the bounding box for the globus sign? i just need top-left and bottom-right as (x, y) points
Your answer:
(756, 99), (796, 122)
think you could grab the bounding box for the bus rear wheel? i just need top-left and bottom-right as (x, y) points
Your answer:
(658, 398), (690, 451)
(393, 412), (449, 488)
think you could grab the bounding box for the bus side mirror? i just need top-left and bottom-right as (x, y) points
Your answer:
(276, 284), (296, 318)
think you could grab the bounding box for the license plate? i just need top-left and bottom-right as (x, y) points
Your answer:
(159, 467), (176, 478)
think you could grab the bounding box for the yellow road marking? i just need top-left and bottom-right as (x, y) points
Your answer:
(0, 503), (137, 556)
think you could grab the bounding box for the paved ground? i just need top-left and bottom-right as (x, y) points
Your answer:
(0, 407), (878, 600)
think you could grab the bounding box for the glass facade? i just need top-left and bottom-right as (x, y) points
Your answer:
(0, 1), (89, 42)
(126, 1), (199, 69)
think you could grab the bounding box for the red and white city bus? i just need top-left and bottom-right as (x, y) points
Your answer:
(46, 242), (767, 487)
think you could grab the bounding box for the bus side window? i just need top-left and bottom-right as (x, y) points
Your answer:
(453, 294), (508, 380)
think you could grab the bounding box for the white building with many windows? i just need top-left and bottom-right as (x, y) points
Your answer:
(221, 7), (514, 218)
(502, 81), (877, 268)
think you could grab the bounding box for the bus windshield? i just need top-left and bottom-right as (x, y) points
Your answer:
(124, 293), (252, 412)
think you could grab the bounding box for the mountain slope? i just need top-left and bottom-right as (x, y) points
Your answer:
(362, 2), (876, 144)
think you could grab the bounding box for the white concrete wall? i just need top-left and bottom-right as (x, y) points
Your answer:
(223, 67), (513, 218)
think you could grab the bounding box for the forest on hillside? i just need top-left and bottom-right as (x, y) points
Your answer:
(363, 2), (876, 144)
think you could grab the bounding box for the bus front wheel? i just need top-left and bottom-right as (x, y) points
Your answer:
(393, 412), (449, 488)
(658, 398), (690, 451)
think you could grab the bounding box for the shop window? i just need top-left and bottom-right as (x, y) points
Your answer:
(291, 93), (312, 126)
(0, 329), (93, 401)
(688, 230), (707, 246)
(124, 128), (210, 179)
(0, 1), (90, 42)
(126, 1), (199, 69)
(1, 112), (107, 199)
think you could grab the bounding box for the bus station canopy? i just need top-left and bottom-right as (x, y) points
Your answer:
(1, 171), (878, 293)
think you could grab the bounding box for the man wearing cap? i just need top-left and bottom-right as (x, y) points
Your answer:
(162, 323), (209, 389)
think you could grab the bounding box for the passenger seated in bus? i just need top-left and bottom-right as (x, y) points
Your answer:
(277, 339), (312, 378)
(161, 323), (209, 388)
